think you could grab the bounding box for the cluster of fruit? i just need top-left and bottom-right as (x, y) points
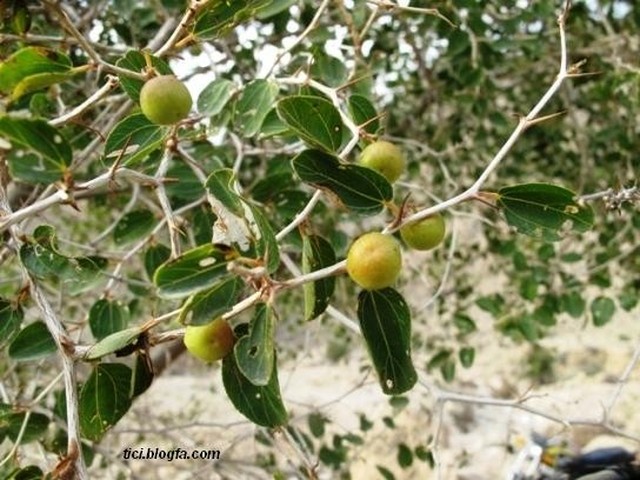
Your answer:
(347, 140), (446, 289)
(137, 75), (446, 362)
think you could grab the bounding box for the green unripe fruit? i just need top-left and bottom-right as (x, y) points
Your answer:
(400, 213), (446, 251)
(139, 75), (192, 125)
(358, 140), (405, 183)
(346, 232), (402, 290)
(183, 318), (235, 363)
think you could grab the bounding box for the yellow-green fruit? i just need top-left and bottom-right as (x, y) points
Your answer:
(400, 214), (446, 251)
(139, 75), (192, 125)
(183, 318), (235, 363)
(358, 140), (405, 183)
(346, 232), (402, 290)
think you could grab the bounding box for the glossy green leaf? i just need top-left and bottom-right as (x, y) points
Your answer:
(0, 47), (71, 95)
(249, 204), (280, 273)
(9, 1), (32, 35)
(0, 299), (23, 348)
(113, 209), (156, 245)
(115, 51), (172, 101)
(104, 114), (167, 166)
(258, 108), (290, 139)
(4, 465), (44, 480)
(277, 96), (344, 153)
(302, 235), (336, 321)
(12, 71), (75, 101)
(222, 347), (288, 427)
(0, 406), (49, 444)
(348, 95), (380, 134)
(205, 168), (245, 216)
(8, 322), (56, 361)
(19, 243), (69, 279)
(89, 299), (130, 341)
(206, 169), (280, 270)
(497, 183), (594, 242)
(292, 149), (392, 215)
(153, 244), (235, 299)
(19, 233), (105, 292)
(179, 277), (244, 326)
(357, 289), (417, 395)
(64, 256), (108, 295)
(234, 79), (278, 137)
(83, 326), (143, 360)
(79, 363), (132, 441)
(193, 0), (271, 39)
(165, 162), (205, 202)
(234, 303), (276, 386)
(591, 296), (616, 327)
(0, 117), (71, 183)
(131, 353), (154, 398)
(144, 244), (171, 279)
(197, 78), (236, 117)
(310, 53), (348, 88)
(256, 0), (296, 19)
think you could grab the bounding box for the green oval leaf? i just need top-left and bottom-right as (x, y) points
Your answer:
(357, 289), (417, 395)
(165, 162), (205, 202)
(89, 299), (130, 341)
(561, 291), (586, 318)
(205, 168), (245, 216)
(302, 235), (336, 321)
(234, 303), (276, 386)
(144, 243), (171, 279)
(0, 118), (71, 184)
(234, 79), (278, 137)
(113, 209), (156, 245)
(79, 363), (132, 441)
(193, 0), (271, 40)
(292, 149), (392, 215)
(197, 78), (236, 117)
(179, 277), (244, 326)
(8, 322), (56, 361)
(0, 47), (71, 95)
(0, 406), (49, 444)
(206, 169), (280, 271)
(4, 465), (44, 480)
(153, 244), (235, 299)
(310, 53), (348, 89)
(591, 296), (616, 327)
(19, 243), (70, 279)
(222, 347), (288, 428)
(348, 94), (380, 134)
(0, 298), (23, 349)
(104, 114), (167, 167)
(497, 183), (595, 242)
(277, 96), (344, 153)
(249, 204), (280, 273)
(459, 347), (475, 368)
(258, 108), (290, 139)
(84, 327), (143, 360)
(12, 71), (75, 101)
(131, 353), (154, 398)
(115, 51), (172, 101)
